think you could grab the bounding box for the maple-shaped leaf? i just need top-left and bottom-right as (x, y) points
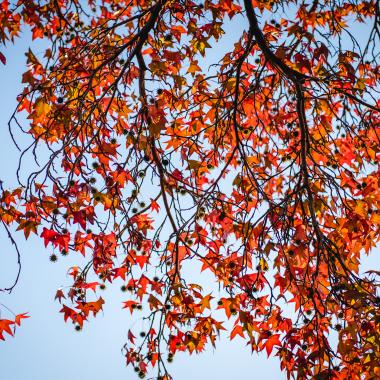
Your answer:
(79, 282), (100, 292)
(230, 325), (245, 340)
(55, 289), (66, 303)
(264, 334), (282, 356)
(127, 329), (136, 344)
(150, 199), (160, 212)
(0, 52), (6, 65)
(123, 300), (138, 314)
(14, 313), (29, 326)
(76, 297), (104, 317)
(0, 319), (14, 340)
(40, 227), (58, 247)
(113, 267), (128, 280)
(60, 304), (77, 323)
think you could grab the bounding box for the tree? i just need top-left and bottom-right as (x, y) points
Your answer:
(0, 0), (379, 378)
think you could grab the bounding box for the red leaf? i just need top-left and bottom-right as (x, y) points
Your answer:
(0, 319), (14, 340)
(230, 325), (244, 340)
(123, 300), (138, 314)
(55, 289), (66, 303)
(41, 227), (58, 247)
(128, 329), (135, 344)
(265, 334), (281, 356)
(0, 52), (6, 65)
(150, 198), (160, 212)
(113, 267), (128, 280)
(14, 313), (29, 326)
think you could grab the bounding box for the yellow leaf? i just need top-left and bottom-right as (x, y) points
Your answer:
(35, 99), (51, 117)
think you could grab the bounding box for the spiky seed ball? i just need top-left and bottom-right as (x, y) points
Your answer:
(218, 212), (226, 221)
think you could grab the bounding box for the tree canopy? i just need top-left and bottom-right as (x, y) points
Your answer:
(0, 0), (380, 379)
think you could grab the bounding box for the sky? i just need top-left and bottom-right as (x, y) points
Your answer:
(0, 6), (379, 380)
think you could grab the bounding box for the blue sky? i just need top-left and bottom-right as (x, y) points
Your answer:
(0, 8), (379, 380)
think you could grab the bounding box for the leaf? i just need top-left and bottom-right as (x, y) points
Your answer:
(0, 319), (14, 340)
(188, 160), (202, 170)
(41, 227), (58, 247)
(14, 313), (29, 326)
(148, 294), (162, 310)
(113, 267), (128, 280)
(150, 199), (160, 212)
(264, 334), (281, 356)
(35, 99), (51, 117)
(0, 52), (6, 65)
(199, 294), (213, 312)
(55, 289), (66, 303)
(16, 220), (38, 239)
(127, 329), (135, 344)
(230, 325), (245, 340)
(77, 297), (104, 317)
(60, 305), (77, 323)
(123, 300), (138, 314)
